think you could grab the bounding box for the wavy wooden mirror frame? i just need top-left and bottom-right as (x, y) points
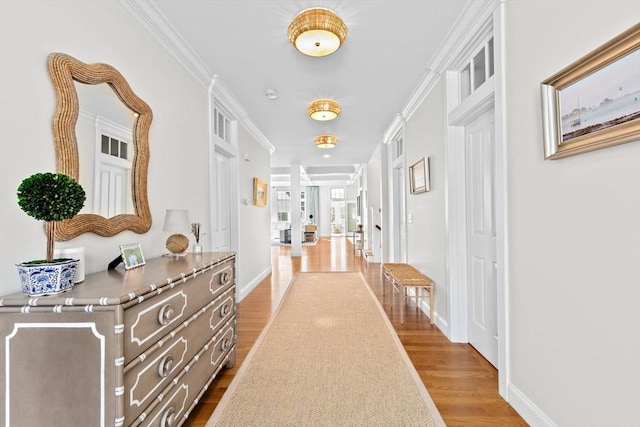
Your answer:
(47, 52), (152, 241)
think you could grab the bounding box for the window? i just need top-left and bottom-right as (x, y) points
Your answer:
(330, 187), (346, 235)
(460, 37), (495, 101)
(393, 135), (403, 160)
(330, 188), (344, 200)
(214, 105), (232, 143)
(277, 191), (290, 222)
(101, 135), (128, 159)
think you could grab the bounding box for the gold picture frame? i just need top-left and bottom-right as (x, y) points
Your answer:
(409, 157), (430, 194)
(541, 23), (640, 160)
(253, 178), (268, 207)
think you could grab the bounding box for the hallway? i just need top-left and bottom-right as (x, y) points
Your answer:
(186, 237), (527, 426)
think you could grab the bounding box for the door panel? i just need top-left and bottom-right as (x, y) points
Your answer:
(393, 165), (406, 262)
(213, 151), (231, 251)
(466, 110), (498, 367)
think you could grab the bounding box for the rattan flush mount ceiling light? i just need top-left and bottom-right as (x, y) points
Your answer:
(287, 8), (347, 57)
(315, 134), (338, 149)
(307, 98), (341, 121)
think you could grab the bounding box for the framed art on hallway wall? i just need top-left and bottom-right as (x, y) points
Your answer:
(541, 22), (640, 160)
(409, 157), (430, 194)
(253, 177), (268, 206)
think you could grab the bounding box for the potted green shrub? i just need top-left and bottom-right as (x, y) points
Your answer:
(16, 172), (86, 296)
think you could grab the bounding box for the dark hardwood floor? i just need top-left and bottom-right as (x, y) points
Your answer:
(184, 237), (527, 426)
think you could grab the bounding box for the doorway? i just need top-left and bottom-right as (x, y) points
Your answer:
(444, 5), (507, 395)
(330, 187), (346, 236)
(212, 150), (232, 251)
(392, 164), (406, 262)
(465, 110), (498, 367)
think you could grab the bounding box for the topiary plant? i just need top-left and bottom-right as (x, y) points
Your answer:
(17, 173), (86, 263)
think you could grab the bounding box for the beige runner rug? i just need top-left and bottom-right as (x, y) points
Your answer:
(207, 272), (446, 426)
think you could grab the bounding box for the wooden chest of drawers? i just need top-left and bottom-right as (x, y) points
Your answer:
(0, 252), (236, 427)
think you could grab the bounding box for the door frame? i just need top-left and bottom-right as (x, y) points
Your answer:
(391, 162), (407, 262)
(208, 83), (240, 278)
(444, 5), (509, 397)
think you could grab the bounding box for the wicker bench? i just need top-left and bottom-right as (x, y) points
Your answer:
(382, 263), (434, 325)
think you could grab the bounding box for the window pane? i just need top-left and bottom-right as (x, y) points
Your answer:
(473, 48), (486, 90)
(120, 141), (128, 159)
(488, 38), (495, 77)
(101, 135), (109, 154)
(394, 137), (403, 159)
(110, 138), (119, 157)
(217, 112), (224, 138)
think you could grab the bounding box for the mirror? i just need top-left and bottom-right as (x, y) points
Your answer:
(47, 53), (152, 241)
(75, 82), (136, 218)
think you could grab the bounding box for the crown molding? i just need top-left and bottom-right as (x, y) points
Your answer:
(119, 0), (211, 86)
(119, 0), (276, 155)
(399, 0), (501, 122)
(382, 113), (406, 145)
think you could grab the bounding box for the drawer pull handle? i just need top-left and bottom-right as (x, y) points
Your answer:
(158, 304), (175, 326)
(221, 337), (231, 351)
(220, 271), (231, 286)
(158, 355), (174, 378)
(220, 304), (230, 317)
(160, 406), (176, 427)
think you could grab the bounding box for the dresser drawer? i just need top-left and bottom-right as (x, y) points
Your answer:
(135, 323), (236, 427)
(124, 287), (235, 422)
(123, 260), (234, 362)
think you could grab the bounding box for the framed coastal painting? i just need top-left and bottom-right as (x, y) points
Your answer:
(409, 157), (430, 194)
(253, 177), (268, 206)
(541, 22), (640, 159)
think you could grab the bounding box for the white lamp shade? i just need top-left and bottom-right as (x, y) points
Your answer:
(163, 209), (190, 233)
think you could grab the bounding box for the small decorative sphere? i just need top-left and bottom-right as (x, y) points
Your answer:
(166, 234), (189, 254)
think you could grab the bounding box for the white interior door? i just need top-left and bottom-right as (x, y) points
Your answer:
(213, 150), (232, 251)
(96, 162), (129, 217)
(465, 110), (498, 367)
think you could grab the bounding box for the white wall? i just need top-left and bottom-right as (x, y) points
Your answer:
(0, 0), (271, 297)
(318, 186), (332, 237)
(404, 79), (448, 324)
(504, 2), (639, 425)
(366, 144), (383, 262)
(237, 126), (271, 298)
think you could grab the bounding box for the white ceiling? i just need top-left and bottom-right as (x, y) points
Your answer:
(145, 0), (469, 186)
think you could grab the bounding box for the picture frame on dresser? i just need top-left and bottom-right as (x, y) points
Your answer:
(120, 242), (146, 270)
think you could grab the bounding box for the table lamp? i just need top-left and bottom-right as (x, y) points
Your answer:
(163, 209), (190, 256)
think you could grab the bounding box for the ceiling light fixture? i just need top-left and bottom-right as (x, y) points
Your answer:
(287, 8), (347, 57)
(315, 134), (338, 149)
(307, 98), (341, 121)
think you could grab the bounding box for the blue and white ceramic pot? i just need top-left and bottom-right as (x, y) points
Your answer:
(16, 259), (79, 296)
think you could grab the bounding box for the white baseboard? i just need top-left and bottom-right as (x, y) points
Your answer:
(508, 383), (558, 427)
(237, 265), (272, 302)
(403, 288), (449, 335)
